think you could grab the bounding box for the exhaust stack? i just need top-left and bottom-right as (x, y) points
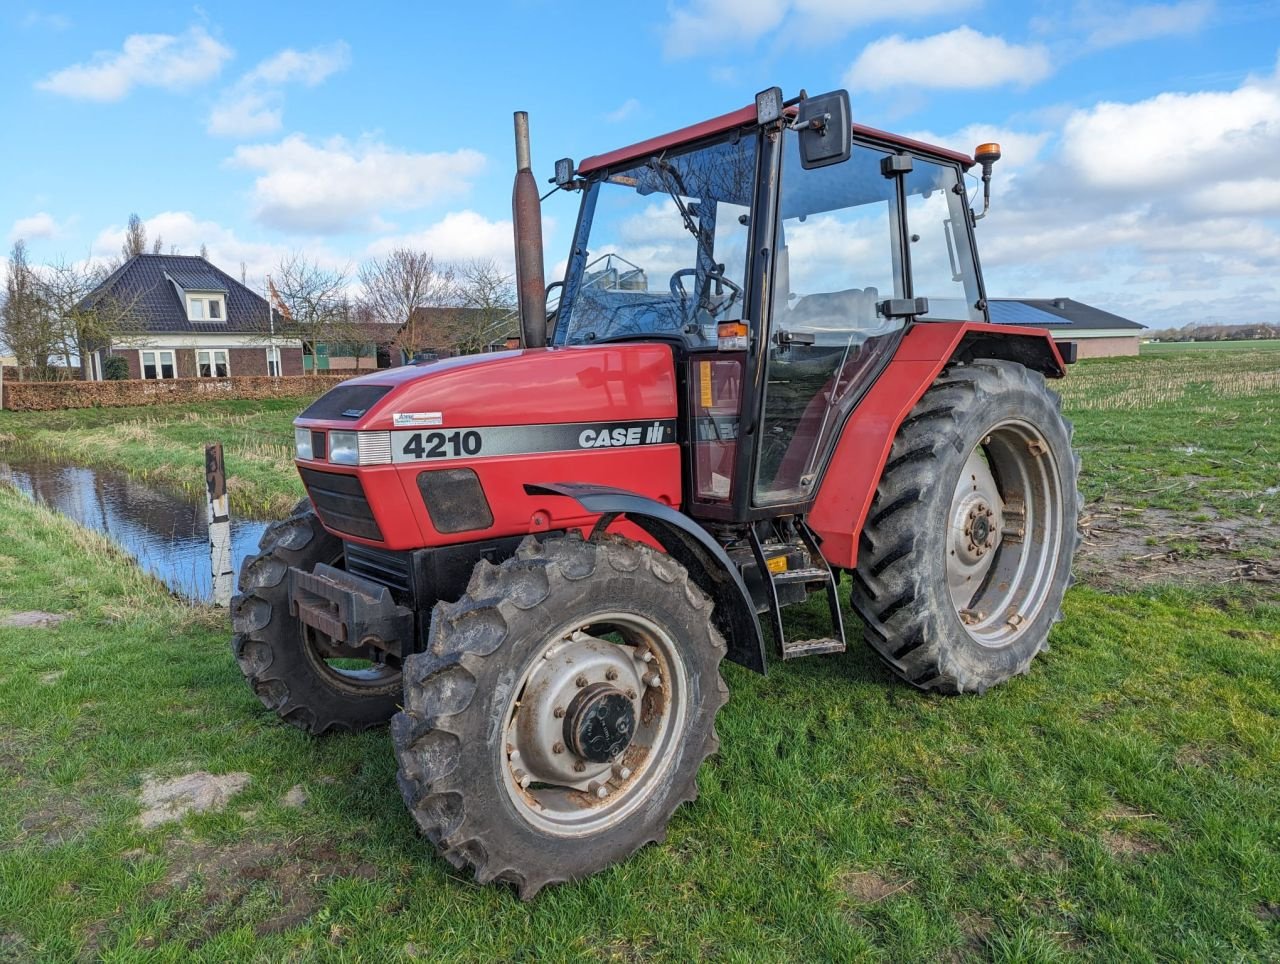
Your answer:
(512, 111), (548, 349)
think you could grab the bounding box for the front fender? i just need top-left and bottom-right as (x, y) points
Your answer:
(525, 482), (767, 674)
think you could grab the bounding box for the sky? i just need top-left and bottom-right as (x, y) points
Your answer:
(2, 0), (1279, 329)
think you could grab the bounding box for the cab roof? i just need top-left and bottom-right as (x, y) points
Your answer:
(577, 103), (975, 175)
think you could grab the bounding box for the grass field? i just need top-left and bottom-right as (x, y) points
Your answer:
(0, 344), (1278, 959)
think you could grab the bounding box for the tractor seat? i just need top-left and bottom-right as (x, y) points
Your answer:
(786, 286), (881, 332)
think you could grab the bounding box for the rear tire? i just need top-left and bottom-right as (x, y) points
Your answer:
(230, 500), (401, 734)
(850, 360), (1081, 694)
(392, 532), (728, 899)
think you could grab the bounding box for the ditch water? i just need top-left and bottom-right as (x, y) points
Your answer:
(0, 460), (268, 603)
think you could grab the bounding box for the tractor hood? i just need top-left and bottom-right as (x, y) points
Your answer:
(295, 344), (678, 432)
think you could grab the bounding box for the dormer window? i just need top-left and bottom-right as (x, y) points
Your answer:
(187, 293), (225, 321)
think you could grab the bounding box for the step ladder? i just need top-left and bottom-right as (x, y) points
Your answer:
(747, 521), (847, 660)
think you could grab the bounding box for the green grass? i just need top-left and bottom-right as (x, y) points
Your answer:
(1, 343), (1278, 958)
(1141, 339), (1280, 355)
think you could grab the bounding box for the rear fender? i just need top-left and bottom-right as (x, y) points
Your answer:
(807, 321), (1065, 569)
(526, 482), (767, 674)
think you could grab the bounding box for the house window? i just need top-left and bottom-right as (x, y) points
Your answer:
(187, 294), (226, 322)
(141, 350), (176, 380)
(197, 349), (229, 378)
(266, 346), (282, 376)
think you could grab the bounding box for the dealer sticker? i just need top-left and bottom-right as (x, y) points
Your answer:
(393, 411), (443, 427)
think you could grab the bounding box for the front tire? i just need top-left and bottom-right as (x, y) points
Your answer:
(850, 359), (1081, 694)
(231, 500), (401, 733)
(392, 532), (728, 899)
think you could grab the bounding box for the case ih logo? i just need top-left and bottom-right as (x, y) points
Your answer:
(391, 419), (675, 464)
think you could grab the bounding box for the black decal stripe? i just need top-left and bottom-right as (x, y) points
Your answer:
(389, 419), (677, 464)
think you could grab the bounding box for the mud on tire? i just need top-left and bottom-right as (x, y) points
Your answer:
(392, 532), (728, 899)
(850, 359), (1082, 695)
(230, 500), (401, 734)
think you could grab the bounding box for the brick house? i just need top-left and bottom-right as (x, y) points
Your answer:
(989, 298), (1147, 359)
(81, 254), (303, 380)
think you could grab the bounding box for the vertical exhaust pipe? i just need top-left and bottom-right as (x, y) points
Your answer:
(512, 111), (548, 349)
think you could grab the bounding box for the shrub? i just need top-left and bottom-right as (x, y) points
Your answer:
(103, 356), (130, 380)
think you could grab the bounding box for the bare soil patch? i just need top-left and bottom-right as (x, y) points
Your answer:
(17, 799), (97, 846)
(137, 771), (251, 829)
(840, 869), (913, 903)
(1255, 902), (1280, 922)
(1, 611), (68, 629)
(1077, 504), (1280, 595)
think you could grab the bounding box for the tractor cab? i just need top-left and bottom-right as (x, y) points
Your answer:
(551, 92), (986, 523)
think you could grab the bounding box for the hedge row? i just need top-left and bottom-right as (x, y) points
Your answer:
(0, 373), (359, 411)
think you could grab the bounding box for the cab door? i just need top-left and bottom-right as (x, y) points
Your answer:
(752, 133), (908, 507)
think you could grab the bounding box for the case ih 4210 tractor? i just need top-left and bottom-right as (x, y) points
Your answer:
(232, 88), (1080, 898)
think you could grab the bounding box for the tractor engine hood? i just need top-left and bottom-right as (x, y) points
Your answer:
(292, 344), (682, 550)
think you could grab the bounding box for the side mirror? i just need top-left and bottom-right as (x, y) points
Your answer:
(553, 157), (576, 188)
(797, 90), (851, 170)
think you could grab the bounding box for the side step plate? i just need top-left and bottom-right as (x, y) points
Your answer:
(781, 637), (846, 660)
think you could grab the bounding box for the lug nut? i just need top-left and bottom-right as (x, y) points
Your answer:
(575, 675), (589, 688)
(612, 763), (632, 780)
(573, 761), (586, 773)
(643, 672), (661, 689)
(553, 706), (565, 718)
(639, 650), (653, 663)
(513, 769), (531, 790)
(605, 668), (619, 681)
(587, 781), (609, 799)
(552, 741), (564, 754)
(626, 688), (638, 700)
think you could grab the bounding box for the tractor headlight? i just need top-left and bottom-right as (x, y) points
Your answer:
(328, 430), (359, 465)
(294, 427), (313, 460)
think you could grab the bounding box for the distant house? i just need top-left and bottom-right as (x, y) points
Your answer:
(312, 306), (512, 370)
(989, 298), (1146, 359)
(81, 254), (303, 380)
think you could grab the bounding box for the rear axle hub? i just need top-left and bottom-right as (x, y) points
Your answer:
(565, 683), (636, 762)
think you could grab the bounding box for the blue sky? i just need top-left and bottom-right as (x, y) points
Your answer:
(3, 0), (1279, 327)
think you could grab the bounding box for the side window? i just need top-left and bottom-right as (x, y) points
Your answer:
(903, 160), (982, 321)
(754, 134), (907, 505)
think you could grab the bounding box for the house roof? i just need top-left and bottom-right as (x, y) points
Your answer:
(988, 298), (1146, 332)
(84, 254), (271, 334)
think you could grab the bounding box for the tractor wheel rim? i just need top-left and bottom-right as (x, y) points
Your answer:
(299, 552), (401, 690)
(946, 418), (1064, 648)
(499, 611), (690, 837)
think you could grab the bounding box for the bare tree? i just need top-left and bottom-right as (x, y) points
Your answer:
(43, 257), (141, 380)
(453, 258), (517, 353)
(122, 213), (147, 261)
(151, 236), (164, 255)
(359, 248), (455, 358)
(1, 241), (58, 380)
(200, 243), (209, 260)
(270, 253), (351, 375)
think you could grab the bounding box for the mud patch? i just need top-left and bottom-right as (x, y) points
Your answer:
(17, 798), (96, 846)
(151, 838), (379, 942)
(281, 785), (308, 809)
(1255, 901), (1280, 922)
(1, 610), (68, 629)
(1077, 505), (1280, 595)
(138, 771), (251, 829)
(840, 869), (913, 903)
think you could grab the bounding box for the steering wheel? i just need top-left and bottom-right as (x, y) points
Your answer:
(669, 268), (698, 304)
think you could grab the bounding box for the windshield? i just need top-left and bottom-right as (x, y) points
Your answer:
(555, 133), (759, 347)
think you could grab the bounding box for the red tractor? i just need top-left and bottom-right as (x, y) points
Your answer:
(232, 88), (1080, 898)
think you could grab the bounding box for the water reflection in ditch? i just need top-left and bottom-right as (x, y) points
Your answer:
(0, 460), (269, 603)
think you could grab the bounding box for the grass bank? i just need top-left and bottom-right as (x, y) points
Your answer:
(1, 484), (1278, 958)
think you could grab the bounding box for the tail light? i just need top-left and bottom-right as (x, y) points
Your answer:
(690, 355), (743, 505)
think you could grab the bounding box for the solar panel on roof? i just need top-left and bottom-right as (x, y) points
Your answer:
(987, 301), (1071, 326)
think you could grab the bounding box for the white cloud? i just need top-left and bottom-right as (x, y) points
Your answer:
(23, 11), (72, 30)
(228, 135), (488, 233)
(662, 0), (977, 58)
(845, 27), (1052, 91)
(1187, 178), (1280, 217)
(9, 212), (61, 243)
(902, 125), (1051, 171)
(367, 211), (517, 268)
(606, 98), (641, 123)
(36, 26), (232, 101)
(1083, 0), (1212, 49)
(208, 42), (350, 138)
(1059, 69), (1280, 191)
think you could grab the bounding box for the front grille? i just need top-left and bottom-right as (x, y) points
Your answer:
(344, 542), (413, 597)
(299, 384), (392, 420)
(298, 466), (383, 541)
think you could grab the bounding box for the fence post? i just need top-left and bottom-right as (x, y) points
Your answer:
(205, 442), (233, 607)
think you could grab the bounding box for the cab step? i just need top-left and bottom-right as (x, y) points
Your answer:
(781, 637), (847, 660)
(747, 520), (848, 663)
